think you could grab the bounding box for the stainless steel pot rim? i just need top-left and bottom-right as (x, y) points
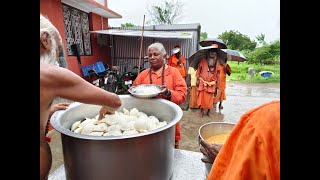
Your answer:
(51, 96), (183, 140)
(198, 122), (236, 141)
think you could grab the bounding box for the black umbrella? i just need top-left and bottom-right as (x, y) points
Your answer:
(199, 38), (227, 49)
(221, 49), (247, 62)
(188, 46), (227, 69)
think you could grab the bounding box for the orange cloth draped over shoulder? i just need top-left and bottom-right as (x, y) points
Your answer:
(208, 100), (280, 180)
(196, 58), (220, 109)
(132, 65), (187, 141)
(167, 55), (187, 78)
(213, 64), (227, 103)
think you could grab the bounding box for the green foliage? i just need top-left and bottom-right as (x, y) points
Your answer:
(226, 61), (280, 83)
(245, 40), (280, 65)
(121, 23), (136, 27)
(256, 33), (266, 45)
(200, 32), (208, 41)
(147, 0), (184, 25)
(218, 30), (257, 51)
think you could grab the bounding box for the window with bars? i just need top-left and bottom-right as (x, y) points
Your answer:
(62, 4), (92, 56)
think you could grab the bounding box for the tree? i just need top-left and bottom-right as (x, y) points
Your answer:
(200, 32), (208, 41)
(218, 30), (257, 51)
(147, 0), (184, 25)
(121, 23), (136, 27)
(256, 33), (266, 45)
(246, 40), (280, 65)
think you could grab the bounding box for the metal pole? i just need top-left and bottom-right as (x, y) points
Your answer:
(138, 15), (145, 74)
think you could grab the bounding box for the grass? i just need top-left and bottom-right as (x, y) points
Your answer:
(226, 61), (280, 83)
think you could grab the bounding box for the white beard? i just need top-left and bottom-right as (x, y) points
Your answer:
(40, 53), (59, 66)
(40, 36), (59, 66)
(207, 57), (216, 67)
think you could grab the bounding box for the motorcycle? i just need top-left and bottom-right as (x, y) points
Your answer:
(87, 69), (107, 89)
(116, 59), (148, 94)
(118, 66), (135, 94)
(104, 67), (119, 93)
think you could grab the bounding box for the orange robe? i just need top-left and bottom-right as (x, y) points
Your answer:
(189, 86), (198, 108)
(133, 65), (187, 141)
(196, 58), (220, 109)
(208, 100), (280, 180)
(167, 55), (187, 78)
(213, 64), (227, 103)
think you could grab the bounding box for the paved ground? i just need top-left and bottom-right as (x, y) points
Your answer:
(47, 82), (280, 174)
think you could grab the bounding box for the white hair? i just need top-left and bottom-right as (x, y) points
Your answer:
(148, 42), (167, 56)
(40, 14), (61, 66)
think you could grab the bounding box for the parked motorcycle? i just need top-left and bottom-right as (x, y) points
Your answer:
(104, 67), (119, 93)
(123, 71), (135, 88)
(87, 69), (107, 89)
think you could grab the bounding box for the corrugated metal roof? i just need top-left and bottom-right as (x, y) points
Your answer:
(110, 23), (201, 31)
(91, 29), (194, 39)
(98, 24), (201, 74)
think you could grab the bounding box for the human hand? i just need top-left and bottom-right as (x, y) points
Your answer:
(98, 106), (117, 120)
(199, 138), (223, 164)
(49, 102), (70, 119)
(159, 85), (171, 98)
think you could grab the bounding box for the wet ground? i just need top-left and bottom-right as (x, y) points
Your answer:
(47, 82), (280, 173)
(179, 82), (280, 152)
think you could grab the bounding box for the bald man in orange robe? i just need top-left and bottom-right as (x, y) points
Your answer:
(200, 100), (280, 180)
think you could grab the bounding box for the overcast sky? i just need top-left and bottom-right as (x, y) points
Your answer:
(108, 0), (280, 43)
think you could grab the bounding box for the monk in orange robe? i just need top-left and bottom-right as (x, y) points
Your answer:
(167, 45), (187, 79)
(200, 100), (280, 180)
(196, 44), (221, 117)
(213, 63), (231, 110)
(133, 42), (187, 149)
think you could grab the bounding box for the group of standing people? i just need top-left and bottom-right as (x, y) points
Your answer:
(166, 43), (231, 117)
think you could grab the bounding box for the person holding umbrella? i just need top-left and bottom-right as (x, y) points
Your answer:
(196, 44), (222, 117)
(199, 38), (232, 111)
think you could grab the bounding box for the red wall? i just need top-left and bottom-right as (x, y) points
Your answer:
(40, 0), (111, 77)
(88, 12), (111, 69)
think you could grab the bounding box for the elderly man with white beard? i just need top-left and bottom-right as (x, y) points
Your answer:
(40, 14), (121, 180)
(196, 44), (221, 117)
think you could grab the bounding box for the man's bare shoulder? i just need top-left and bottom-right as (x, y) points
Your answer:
(40, 62), (64, 86)
(41, 62), (53, 80)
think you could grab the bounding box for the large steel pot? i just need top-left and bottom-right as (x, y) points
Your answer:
(51, 95), (183, 180)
